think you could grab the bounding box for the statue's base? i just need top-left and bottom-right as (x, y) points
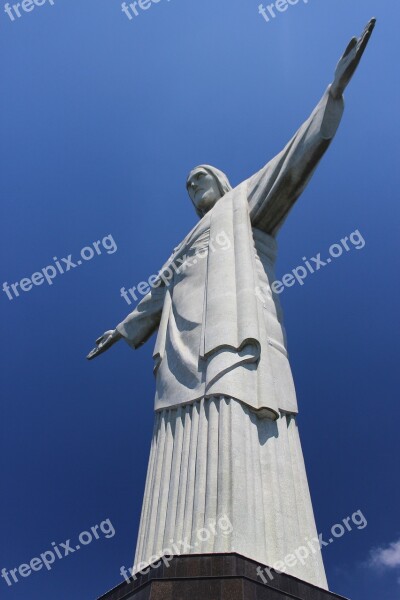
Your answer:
(97, 553), (348, 600)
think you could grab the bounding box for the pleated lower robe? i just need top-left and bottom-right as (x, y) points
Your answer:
(134, 397), (328, 589)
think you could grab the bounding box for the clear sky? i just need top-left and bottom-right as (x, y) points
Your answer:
(1, 1), (399, 599)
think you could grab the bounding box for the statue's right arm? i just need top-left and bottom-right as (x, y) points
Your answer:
(87, 284), (166, 360)
(115, 284), (166, 349)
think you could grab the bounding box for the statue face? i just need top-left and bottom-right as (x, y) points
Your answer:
(187, 168), (222, 215)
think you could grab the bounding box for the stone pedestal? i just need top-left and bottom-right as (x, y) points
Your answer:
(97, 553), (348, 600)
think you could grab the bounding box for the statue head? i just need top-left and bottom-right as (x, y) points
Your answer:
(186, 165), (232, 217)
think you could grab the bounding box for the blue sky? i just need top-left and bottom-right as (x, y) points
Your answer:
(1, 0), (399, 598)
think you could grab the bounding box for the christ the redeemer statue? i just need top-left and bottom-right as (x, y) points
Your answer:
(88, 20), (375, 589)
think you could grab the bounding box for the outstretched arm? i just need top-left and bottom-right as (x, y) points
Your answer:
(87, 283), (166, 360)
(247, 18), (376, 236)
(116, 285), (165, 349)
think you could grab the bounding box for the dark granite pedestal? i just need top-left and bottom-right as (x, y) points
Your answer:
(98, 553), (348, 600)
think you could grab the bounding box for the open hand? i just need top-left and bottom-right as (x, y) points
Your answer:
(331, 18), (376, 100)
(86, 329), (122, 360)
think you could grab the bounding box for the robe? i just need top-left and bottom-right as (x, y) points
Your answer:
(117, 86), (344, 418)
(122, 86), (345, 590)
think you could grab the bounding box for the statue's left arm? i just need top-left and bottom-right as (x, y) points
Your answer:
(247, 18), (376, 236)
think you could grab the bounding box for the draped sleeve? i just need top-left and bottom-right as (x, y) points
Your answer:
(116, 284), (166, 350)
(247, 86), (344, 236)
